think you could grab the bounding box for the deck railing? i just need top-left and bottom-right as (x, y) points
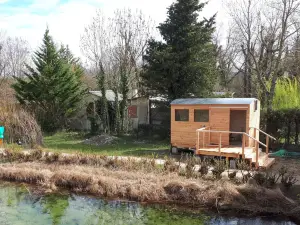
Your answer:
(196, 128), (270, 168)
(249, 127), (276, 154)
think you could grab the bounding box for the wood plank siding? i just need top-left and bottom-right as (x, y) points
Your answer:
(171, 104), (255, 149)
(209, 108), (230, 145)
(171, 105), (210, 148)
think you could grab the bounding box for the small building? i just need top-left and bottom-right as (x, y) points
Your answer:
(69, 90), (123, 131)
(70, 89), (169, 132)
(170, 98), (275, 168)
(129, 96), (168, 129)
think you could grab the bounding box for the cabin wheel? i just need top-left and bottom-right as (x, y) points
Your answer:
(171, 146), (179, 154)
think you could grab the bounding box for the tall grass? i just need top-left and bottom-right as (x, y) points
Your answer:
(0, 159), (298, 221)
(0, 101), (43, 146)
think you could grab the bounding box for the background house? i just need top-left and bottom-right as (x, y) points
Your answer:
(70, 89), (168, 133)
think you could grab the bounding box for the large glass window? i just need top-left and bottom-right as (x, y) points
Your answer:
(194, 109), (209, 122)
(175, 109), (189, 121)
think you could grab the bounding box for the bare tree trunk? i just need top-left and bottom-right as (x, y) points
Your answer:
(113, 87), (121, 135)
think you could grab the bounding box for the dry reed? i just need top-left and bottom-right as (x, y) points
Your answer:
(0, 150), (299, 222)
(0, 101), (43, 146)
(0, 160), (298, 222)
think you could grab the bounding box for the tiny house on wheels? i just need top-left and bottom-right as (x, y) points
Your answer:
(170, 98), (276, 168)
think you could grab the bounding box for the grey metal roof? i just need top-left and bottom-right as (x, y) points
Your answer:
(171, 98), (257, 105)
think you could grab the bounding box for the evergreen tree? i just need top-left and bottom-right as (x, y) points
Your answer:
(142, 0), (217, 100)
(13, 29), (85, 132)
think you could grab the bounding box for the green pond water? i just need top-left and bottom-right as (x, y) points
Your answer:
(0, 182), (295, 225)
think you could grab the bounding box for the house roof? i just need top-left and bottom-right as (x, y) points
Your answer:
(171, 98), (257, 105)
(89, 90), (123, 102)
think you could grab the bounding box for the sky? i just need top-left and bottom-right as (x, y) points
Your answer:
(0, 0), (227, 58)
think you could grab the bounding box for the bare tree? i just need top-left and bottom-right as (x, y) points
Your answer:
(0, 31), (30, 98)
(5, 37), (30, 78)
(0, 32), (29, 79)
(80, 10), (111, 133)
(111, 9), (154, 132)
(214, 25), (243, 91)
(81, 9), (154, 134)
(225, 0), (261, 97)
(0, 31), (8, 85)
(254, 0), (300, 110)
(225, 0), (300, 110)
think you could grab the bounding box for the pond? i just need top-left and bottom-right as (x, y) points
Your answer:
(0, 182), (295, 225)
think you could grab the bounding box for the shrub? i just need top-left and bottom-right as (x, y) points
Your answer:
(163, 157), (179, 173)
(252, 172), (266, 186)
(265, 172), (281, 188)
(183, 155), (200, 178)
(281, 173), (298, 189)
(212, 159), (226, 179)
(237, 160), (252, 183)
(199, 159), (210, 177)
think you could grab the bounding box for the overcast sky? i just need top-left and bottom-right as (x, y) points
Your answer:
(0, 0), (227, 58)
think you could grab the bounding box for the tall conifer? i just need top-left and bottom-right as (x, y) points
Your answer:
(13, 29), (85, 131)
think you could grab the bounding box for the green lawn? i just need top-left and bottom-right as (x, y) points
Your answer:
(43, 132), (169, 157)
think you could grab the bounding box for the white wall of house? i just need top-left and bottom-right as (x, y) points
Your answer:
(68, 94), (99, 131)
(129, 97), (150, 129)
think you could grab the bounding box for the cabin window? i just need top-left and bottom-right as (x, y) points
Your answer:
(254, 100), (258, 111)
(175, 109), (189, 121)
(194, 109), (209, 122)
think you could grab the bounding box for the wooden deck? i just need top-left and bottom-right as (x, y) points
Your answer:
(196, 146), (275, 169)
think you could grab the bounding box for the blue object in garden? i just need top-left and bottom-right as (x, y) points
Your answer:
(0, 126), (4, 139)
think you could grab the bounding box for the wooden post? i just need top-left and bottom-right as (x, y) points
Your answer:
(255, 142), (259, 169)
(219, 133), (222, 156)
(197, 131), (199, 152)
(242, 133), (245, 159)
(203, 131), (205, 148)
(253, 128), (257, 148)
(266, 136), (269, 155)
(209, 127), (211, 144)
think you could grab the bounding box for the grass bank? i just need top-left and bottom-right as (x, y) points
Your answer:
(0, 149), (299, 223)
(43, 132), (169, 157)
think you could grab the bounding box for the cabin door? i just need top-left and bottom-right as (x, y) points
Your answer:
(210, 108), (230, 146)
(230, 110), (247, 146)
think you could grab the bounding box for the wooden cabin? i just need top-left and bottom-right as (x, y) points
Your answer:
(170, 98), (275, 168)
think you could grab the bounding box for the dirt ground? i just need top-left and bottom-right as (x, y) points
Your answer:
(271, 157), (300, 202)
(271, 157), (300, 184)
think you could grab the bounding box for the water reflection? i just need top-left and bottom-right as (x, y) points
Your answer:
(0, 182), (296, 225)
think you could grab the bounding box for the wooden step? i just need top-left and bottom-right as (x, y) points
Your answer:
(260, 157), (276, 169)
